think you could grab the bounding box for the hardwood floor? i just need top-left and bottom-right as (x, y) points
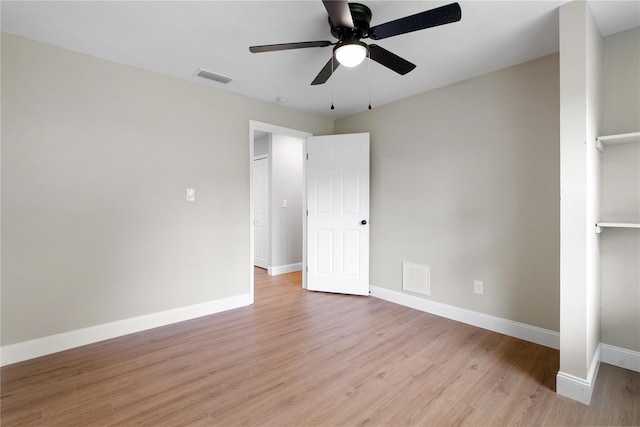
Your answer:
(2, 268), (639, 426)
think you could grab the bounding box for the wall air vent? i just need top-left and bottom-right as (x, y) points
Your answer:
(195, 68), (233, 84)
(402, 262), (430, 296)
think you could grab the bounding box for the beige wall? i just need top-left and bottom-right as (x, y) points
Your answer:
(601, 27), (640, 135)
(1, 33), (333, 346)
(336, 54), (560, 332)
(600, 27), (640, 352)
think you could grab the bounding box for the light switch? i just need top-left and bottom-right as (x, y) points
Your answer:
(186, 188), (195, 202)
(282, 199), (287, 208)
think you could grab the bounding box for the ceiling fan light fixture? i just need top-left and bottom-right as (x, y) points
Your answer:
(334, 40), (368, 68)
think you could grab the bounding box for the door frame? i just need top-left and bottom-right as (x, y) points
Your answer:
(249, 120), (312, 303)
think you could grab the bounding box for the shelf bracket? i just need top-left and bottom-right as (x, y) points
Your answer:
(595, 224), (602, 234)
(595, 139), (604, 152)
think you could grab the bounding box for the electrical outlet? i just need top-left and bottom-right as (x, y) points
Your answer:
(474, 280), (484, 295)
(186, 188), (195, 202)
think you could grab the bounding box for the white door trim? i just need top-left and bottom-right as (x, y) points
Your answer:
(249, 121), (312, 302)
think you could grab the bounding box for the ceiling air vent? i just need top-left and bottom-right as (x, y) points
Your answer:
(195, 68), (232, 84)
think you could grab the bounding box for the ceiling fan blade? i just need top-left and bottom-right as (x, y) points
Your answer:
(368, 45), (416, 75)
(311, 56), (340, 85)
(322, 0), (354, 29)
(368, 2), (461, 40)
(249, 41), (332, 53)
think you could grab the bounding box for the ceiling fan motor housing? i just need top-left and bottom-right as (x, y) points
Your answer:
(330, 3), (372, 39)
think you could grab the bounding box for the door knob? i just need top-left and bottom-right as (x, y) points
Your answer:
(361, 220), (367, 225)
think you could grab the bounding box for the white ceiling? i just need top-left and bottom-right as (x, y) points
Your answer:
(2, 1), (638, 119)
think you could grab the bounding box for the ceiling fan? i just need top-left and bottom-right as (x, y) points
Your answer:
(249, 0), (462, 85)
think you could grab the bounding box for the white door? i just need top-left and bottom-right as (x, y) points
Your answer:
(306, 133), (369, 295)
(253, 156), (269, 269)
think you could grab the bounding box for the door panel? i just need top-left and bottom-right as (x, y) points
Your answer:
(316, 229), (334, 274)
(306, 133), (369, 295)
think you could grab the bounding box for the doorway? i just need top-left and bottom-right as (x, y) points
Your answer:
(249, 121), (312, 302)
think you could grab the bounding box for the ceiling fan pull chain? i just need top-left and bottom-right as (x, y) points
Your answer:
(331, 55), (335, 110)
(368, 49), (372, 110)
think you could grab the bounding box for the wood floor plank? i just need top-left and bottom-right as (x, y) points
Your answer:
(1, 267), (639, 426)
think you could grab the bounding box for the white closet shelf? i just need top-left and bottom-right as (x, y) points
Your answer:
(595, 131), (640, 152)
(595, 222), (640, 233)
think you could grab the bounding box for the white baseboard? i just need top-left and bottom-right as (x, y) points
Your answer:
(601, 343), (640, 373)
(369, 285), (560, 349)
(268, 263), (302, 276)
(556, 344), (601, 405)
(0, 293), (252, 367)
